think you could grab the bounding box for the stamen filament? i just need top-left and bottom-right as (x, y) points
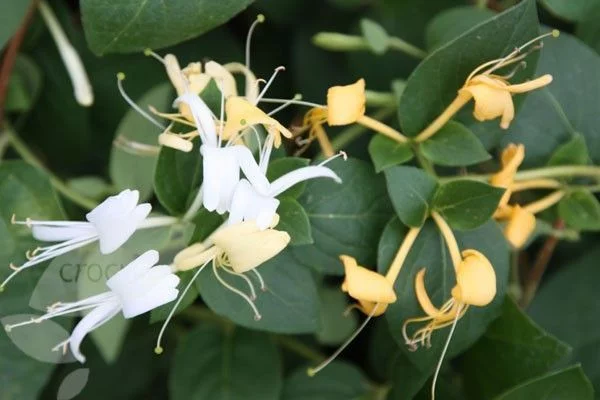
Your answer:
(143, 48), (165, 64)
(307, 303), (379, 376)
(267, 94), (303, 116)
(148, 106), (197, 128)
(117, 73), (165, 130)
(246, 14), (265, 70)
(255, 67), (286, 104)
(221, 267), (257, 301)
(155, 260), (210, 354)
(259, 97), (325, 109)
(318, 151), (347, 167)
(431, 304), (463, 400)
(250, 269), (267, 291)
(212, 263), (262, 321)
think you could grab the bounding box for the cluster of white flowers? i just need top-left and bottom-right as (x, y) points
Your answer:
(3, 16), (343, 364)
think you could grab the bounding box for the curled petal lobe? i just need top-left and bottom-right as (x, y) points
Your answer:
(106, 250), (160, 294)
(204, 61), (238, 98)
(451, 249), (496, 306)
(326, 79), (366, 126)
(340, 255), (396, 305)
(460, 76), (514, 129)
(69, 300), (121, 363)
(503, 205), (536, 249)
(268, 166), (341, 197)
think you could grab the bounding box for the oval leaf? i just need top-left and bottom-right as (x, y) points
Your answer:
(384, 166), (438, 227)
(420, 121), (490, 166)
(558, 190), (600, 231)
(368, 135), (414, 172)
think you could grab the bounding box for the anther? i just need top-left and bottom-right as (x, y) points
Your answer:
(9, 263), (19, 271)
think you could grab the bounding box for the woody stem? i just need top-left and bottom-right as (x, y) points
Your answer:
(385, 226), (422, 283)
(414, 92), (472, 143)
(431, 212), (462, 272)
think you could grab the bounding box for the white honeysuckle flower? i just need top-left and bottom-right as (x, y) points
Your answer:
(2, 189), (176, 291)
(4, 250), (179, 363)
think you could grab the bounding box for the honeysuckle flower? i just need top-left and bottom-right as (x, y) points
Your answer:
(307, 226), (422, 377)
(38, 1), (93, 106)
(403, 212), (496, 399)
(3, 250), (179, 363)
(299, 79), (406, 157)
(491, 143), (525, 210)
(500, 205), (537, 249)
(172, 215), (290, 321)
(1, 190), (177, 291)
(414, 31), (559, 143)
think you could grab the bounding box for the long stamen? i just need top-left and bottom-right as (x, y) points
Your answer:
(260, 97), (325, 109)
(213, 263), (262, 321)
(267, 94), (303, 116)
(255, 67), (286, 103)
(246, 14), (265, 70)
(431, 304), (463, 400)
(250, 269), (267, 291)
(307, 303), (379, 376)
(154, 261), (210, 354)
(319, 151), (348, 166)
(496, 61), (527, 80)
(143, 48), (165, 64)
(221, 267), (257, 301)
(117, 73), (166, 130)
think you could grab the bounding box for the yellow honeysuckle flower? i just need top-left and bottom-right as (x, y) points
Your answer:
(339, 255), (396, 317)
(414, 31), (559, 143)
(223, 96), (293, 148)
(491, 143), (525, 209)
(499, 205), (537, 249)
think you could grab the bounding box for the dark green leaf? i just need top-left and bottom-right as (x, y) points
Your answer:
(547, 134), (590, 166)
(81, 0), (254, 55)
(66, 177), (113, 201)
(170, 324), (282, 400)
(460, 297), (571, 399)
(0, 0), (30, 50)
(425, 6), (496, 51)
(399, 0), (539, 136)
(433, 179), (504, 230)
(109, 83), (172, 201)
(291, 158), (393, 275)
(420, 121), (491, 166)
(500, 31), (600, 167)
(267, 157), (311, 199)
(277, 198), (313, 246)
(540, 0), (597, 22)
(360, 18), (389, 55)
(197, 249), (320, 333)
(379, 217), (509, 374)
(558, 190), (600, 231)
(154, 138), (202, 216)
(5, 55), (42, 112)
(368, 135), (414, 172)
(282, 362), (371, 400)
(316, 287), (357, 345)
(384, 166), (438, 227)
(530, 245), (600, 392)
(0, 161), (65, 400)
(493, 365), (593, 400)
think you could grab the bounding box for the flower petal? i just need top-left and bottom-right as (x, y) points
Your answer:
(69, 300), (121, 363)
(175, 92), (217, 146)
(268, 166), (341, 197)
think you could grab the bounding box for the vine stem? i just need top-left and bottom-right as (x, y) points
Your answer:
(520, 219), (565, 308)
(0, 0), (40, 127)
(4, 124), (98, 210)
(439, 165), (600, 183)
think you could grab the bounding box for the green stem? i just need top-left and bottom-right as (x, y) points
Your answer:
(440, 165), (600, 184)
(318, 107), (395, 160)
(0, 133), (9, 162)
(413, 145), (437, 177)
(365, 90), (396, 108)
(4, 125), (98, 210)
(388, 37), (427, 59)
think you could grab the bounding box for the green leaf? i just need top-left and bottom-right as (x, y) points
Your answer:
(154, 138), (202, 216)
(459, 297), (571, 399)
(433, 179), (504, 230)
(379, 217), (509, 374)
(80, 0), (254, 55)
(0, 0), (30, 50)
(67, 176), (113, 200)
(547, 134), (590, 166)
(558, 190), (600, 231)
(500, 31), (600, 167)
(0, 162), (65, 400)
(277, 198), (313, 246)
(267, 157), (311, 199)
(360, 18), (390, 55)
(170, 324), (282, 400)
(197, 249), (320, 333)
(109, 82), (172, 201)
(5, 55), (42, 113)
(425, 6), (497, 51)
(282, 362), (371, 400)
(493, 365), (593, 400)
(398, 0), (539, 136)
(291, 158), (393, 275)
(530, 245), (600, 392)
(368, 135), (414, 172)
(420, 121), (491, 166)
(316, 287), (357, 345)
(540, 0), (598, 22)
(384, 166), (438, 227)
